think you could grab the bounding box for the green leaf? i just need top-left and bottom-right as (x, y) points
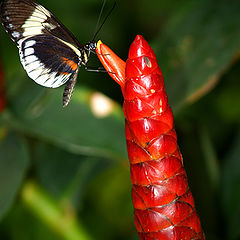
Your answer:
(152, 0), (240, 109)
(0, 132), (30, 219)
(1, 204), (60, 240)
(222, 129), (240, 240)
(199, 125), (220, 190)
(33, 142), (114, 206)
(83, 165), (134, 240)
(212, 62), (240, 123)
(21, 181), (92, 240)
(2, 86), (127, 161)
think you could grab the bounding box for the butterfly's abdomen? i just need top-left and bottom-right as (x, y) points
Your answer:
(123, 35), (205, 239)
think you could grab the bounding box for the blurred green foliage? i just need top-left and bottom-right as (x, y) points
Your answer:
(0, 0), (240, 239)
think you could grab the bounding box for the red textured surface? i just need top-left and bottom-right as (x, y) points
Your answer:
(96, 36), (205, 239)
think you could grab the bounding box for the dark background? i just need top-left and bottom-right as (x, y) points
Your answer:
(0, 0), (240, 239)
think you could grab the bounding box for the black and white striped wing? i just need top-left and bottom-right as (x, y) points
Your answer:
(19, 34), (80, 88)
(0, 0), (82, 88)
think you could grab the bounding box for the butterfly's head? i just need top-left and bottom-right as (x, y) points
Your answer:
(89, 41), (97, 51)
(84, 40), (97, 57)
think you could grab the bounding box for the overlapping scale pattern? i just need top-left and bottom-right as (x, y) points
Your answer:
(124, 35), (205, 239)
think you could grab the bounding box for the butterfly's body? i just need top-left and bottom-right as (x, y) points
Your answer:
(0, 0), (97, 106)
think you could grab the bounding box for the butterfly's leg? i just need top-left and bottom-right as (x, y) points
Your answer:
(84, 64), (107, 73)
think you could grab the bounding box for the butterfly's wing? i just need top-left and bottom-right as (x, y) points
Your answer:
(62, 67), (79, 107)
(19, 34), (80, 88)
(0, 0), (82, 89)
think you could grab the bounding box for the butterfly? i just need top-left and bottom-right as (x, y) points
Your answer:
(0, 0), (99, 107)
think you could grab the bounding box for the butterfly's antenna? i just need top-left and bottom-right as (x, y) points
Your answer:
(92, 1), (116, 41)
(93, 0), (107, 40)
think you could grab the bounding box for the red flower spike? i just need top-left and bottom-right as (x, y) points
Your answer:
(96, 35), (205, 239)
(124, 73), (165, 101)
